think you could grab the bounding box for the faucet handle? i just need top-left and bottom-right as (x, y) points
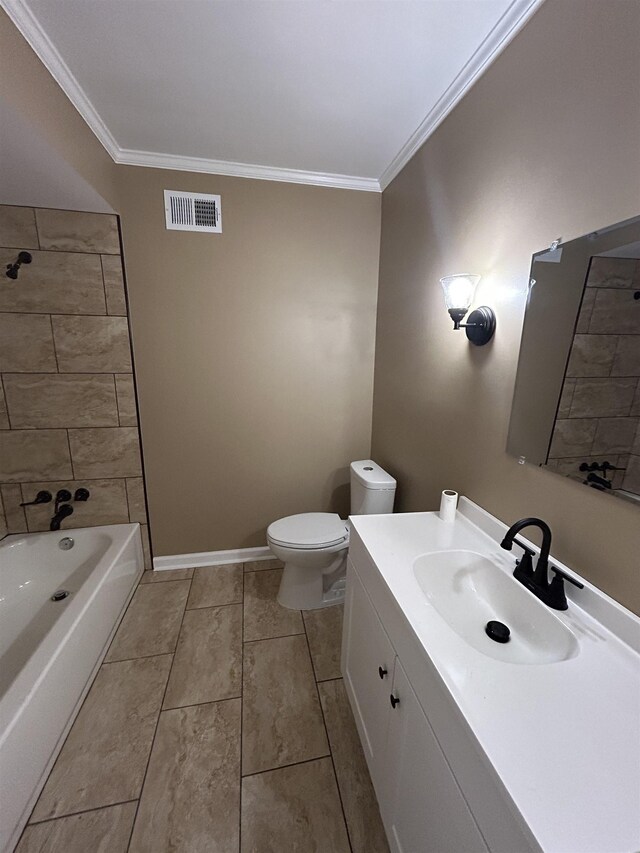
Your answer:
(20, 490), (52, 507)
(550, 566), (584, 589)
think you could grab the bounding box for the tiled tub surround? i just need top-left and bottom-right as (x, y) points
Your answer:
(547, 257), (640, 496)
(0, 205), (150, 563)
(16, 559), (389, 853)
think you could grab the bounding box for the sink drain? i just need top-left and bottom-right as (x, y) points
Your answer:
(485, 620), (510, 643)
(51, 590), (70, 602)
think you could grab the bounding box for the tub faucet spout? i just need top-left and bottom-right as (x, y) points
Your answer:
(50, 504), (73, 531)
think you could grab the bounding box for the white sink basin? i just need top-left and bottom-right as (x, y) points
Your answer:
(413, 549), (579, 664)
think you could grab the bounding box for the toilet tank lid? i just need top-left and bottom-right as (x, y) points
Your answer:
(350, 460), (396, 490)
(267, 513), (349, 548)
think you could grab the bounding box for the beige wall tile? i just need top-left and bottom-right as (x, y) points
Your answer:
(0, 493), (6, 540)
(0, 429), (72, 482)
(0, 484), (27, 533)
(592, 417), (639, 455)
(575, 288), (596, 334)
(0, 314), (57, 372)
(52, 315), (132, 373)
(69, 426), (142, 477)
(569, 377), (637, 419)
(622, 455), (640, 494)
(31, 655), (172, 821)
(241, 758), (350, 853)
(115, 373), (137, 425)
(0, 383), (8, 429)
(242, 634), (329, 775)
(16, 802), (137, 853)
(587, 257), (637, 289)
(243, 568), (304, 641)
(565, 334), (618, 378)
(163, 604), (242, 709)
(0, 250), (106, 314)
(23, 479), (128, 532)
(632, 380), (640, 417)
(611, 335), (640, 378)
(303, 604), (344, 682)
(548, 419), (597, 458)
(129, 699), (240, 853)
(4, 373), (118, 428)
(102, 255), (127, 315)
(318, 679), (389, 853)
(35, 209), (119, 254)
(557, 378), (576, 418)
(0, 206), (39, 249)
(589, 288), (640, 335)
(105, 580), (190, 661)
(187, 563), (243, 609)
(125, 476), (146, 523)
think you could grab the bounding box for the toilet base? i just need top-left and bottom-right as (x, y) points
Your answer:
(277, 553), (347, 610)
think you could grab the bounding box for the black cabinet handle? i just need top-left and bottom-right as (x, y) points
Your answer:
(390, 694), (400, 709)
(378, 666), (388, 679)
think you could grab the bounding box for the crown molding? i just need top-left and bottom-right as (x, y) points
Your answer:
(1, 0), (120, 158)
(115, 148), (381, 192)
(4, 0), (543, 195)
(378, 0), (546, 190)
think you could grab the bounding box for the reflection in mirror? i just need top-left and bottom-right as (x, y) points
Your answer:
(508, 216), (640, 507)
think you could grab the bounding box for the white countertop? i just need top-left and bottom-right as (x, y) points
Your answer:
(350, 499), (640, 853)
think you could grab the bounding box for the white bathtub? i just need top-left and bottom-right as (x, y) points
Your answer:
(0, 523), (143, 853)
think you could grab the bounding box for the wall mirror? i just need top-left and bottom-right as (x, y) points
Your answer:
(508, 215), (640, 507)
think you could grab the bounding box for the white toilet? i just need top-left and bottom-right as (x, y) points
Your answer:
(267, 460), (396, 610)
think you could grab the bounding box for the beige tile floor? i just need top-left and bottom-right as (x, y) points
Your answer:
(17, 561), (389, 853)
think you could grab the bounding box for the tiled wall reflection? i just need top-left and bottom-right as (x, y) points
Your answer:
(0, 205), (151, 565)
(547, 257), (640, 496)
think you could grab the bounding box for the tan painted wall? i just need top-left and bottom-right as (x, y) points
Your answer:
(0, 10), (118, 210)
(116, 167), (381, 555)
(372, 0), (640, 613)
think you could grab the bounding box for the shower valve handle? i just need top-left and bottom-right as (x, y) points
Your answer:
(20, 490), (52, 507)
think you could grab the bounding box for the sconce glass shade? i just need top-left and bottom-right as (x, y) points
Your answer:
(439, 274), (481, 312)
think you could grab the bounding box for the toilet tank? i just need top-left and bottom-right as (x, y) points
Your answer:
(350, 460), (397, 515)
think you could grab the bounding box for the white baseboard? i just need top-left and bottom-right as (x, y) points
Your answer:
(153, 546), (274, 571)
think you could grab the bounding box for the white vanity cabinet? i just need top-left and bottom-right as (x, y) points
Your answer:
(342, 561), (488, 853)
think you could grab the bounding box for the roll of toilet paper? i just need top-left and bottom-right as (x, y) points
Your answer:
(439, 490), (458, 523)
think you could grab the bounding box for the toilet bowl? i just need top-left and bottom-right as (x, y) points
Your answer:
(268, 512), (350, 610)
(267, 460), (396, 610)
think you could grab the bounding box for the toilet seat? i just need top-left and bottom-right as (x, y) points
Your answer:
(267, 512), (348, 550)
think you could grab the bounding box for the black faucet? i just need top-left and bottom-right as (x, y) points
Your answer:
(50, 504), (73, 531)
(500, 517), (583, 610)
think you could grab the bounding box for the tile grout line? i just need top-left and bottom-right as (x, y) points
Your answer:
(240, 751), (332, 781)
(242, 629), (306, 644)
(25, 798), (139, 828)
(124, 575), (193, 853)
(301, 608), (354, 853)
(32, 208), (42, 251)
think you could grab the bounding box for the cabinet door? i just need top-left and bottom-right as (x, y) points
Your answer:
(342, 561), (396, 791)
(386, 658), (488, 853)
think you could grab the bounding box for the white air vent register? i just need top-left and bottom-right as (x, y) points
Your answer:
(164, 190), (222, 233)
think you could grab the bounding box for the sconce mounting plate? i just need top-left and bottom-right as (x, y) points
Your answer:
(464, 306), (496, 346)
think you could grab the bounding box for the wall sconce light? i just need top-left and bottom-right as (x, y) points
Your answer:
(439, 273), (496, 346)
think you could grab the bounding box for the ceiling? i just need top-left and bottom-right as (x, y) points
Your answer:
(3, 0), (544, 191)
